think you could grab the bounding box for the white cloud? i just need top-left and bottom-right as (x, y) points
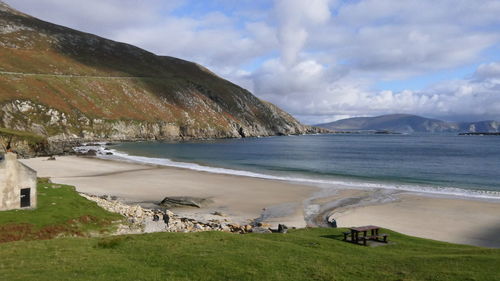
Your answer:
(4, 0), (500, 123)
(274, 0), (331, 66)
(6, 0), (180, 36)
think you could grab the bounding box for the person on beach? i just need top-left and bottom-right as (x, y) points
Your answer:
(163, 212), (170, 226)
(329, 217), (337, 228)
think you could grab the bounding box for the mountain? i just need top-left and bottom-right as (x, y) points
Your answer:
(315, 114), (500, 133)
(0, 1), (323, 146)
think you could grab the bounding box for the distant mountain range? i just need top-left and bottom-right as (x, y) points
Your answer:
(315, 114), (500, 133)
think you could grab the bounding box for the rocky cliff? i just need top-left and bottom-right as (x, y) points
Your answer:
(0, 1), (323, 150)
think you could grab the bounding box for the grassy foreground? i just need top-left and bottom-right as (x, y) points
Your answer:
(0, 228), (499, 281)
(0, 180), (499, 281)
(0, 178), (122, 242)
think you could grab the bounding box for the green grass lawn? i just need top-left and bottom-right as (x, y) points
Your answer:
(0, 178), (123, 242)
(0, 180), (499, 281)
(0, 228), (499, 281)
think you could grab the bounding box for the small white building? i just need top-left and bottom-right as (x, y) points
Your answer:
(0, 152), (37, 211)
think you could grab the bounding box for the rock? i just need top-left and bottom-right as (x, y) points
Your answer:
(257, 222), (272, 228)
(78, 193), (248, 235)
(212, 211), (226, 216)
(250, 227), (272, 234)
(106, 152), (113, 155)
(278, 224), (288, 234)
(228, 223), (240, 229)
(47, 155), (56, 160)
(220, 224), (232, 232)
(79, 149), (97, 156)
(244, 225), (253, 232)
(158, 196), (213, 208)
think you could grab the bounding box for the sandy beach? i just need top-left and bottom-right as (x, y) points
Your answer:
(21, 156), (500, 248)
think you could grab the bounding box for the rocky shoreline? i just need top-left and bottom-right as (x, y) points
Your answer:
(80, 193), (280, 235)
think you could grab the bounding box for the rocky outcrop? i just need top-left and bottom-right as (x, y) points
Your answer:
(159, 196), (213, 209)
(81, 194), (255, 234)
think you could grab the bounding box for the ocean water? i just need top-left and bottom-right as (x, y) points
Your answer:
(107, 134), (500, 199)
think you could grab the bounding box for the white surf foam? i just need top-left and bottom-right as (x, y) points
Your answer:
(99, 147), (500, 201)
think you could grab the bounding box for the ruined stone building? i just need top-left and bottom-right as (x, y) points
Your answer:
(0, 152), (37, 211)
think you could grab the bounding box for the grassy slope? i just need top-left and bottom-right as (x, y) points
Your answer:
(0, 228), (499, 281)
(0, 179), (123, 242)
(0, 127), (45, 143)
(0, 179), (498, 280)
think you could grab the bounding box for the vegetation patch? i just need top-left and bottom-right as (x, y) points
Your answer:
(0, 178), (123, 243)
(0, 127), (46, 145)
(0, 228), (498, 280)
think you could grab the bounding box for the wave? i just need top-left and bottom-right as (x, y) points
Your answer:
(95, 147), (500, 201)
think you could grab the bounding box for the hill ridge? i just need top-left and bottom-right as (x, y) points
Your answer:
(0, 2), (324, 153)
(316, 114), (499, 133)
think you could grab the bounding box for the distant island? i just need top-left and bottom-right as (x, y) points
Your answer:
(315, 114), (500, 133)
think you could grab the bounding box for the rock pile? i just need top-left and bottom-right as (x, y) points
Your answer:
(80, 193), (256, 234)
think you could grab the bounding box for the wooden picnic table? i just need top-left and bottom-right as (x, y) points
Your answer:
(344, 225), (388, 245)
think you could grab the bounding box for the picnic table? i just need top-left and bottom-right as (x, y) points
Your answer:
(343, 225), (388, 245)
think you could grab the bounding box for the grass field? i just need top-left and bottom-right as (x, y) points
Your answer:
(0, 178), (123, 243)
(0, 180), (499, 281)
(0, 228), (499, 281)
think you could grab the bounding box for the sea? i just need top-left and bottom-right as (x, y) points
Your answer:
(100, 133), (500, 200)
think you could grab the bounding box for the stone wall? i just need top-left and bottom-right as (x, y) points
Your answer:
(0, 152), (37, 210)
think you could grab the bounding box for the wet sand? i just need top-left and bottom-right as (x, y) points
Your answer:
(21, 156), (500, 248)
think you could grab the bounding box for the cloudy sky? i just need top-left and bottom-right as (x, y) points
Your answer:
(5, 0), (500, 124)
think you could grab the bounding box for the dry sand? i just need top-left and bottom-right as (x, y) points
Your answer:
(334, 193), (500, 248)
(21, 156), (500, 248)
(21, 156), (316, 228)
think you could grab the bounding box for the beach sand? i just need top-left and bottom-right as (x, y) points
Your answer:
(21, 156), (500, 248)
(21, 156), (316, 228)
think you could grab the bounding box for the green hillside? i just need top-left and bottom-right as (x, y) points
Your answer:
(0, 1), (322, 143)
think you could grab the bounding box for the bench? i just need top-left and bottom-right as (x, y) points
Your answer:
(358, 234), (389, 245)
(343, 232), (350, 241)
(379, 233), (389, 243)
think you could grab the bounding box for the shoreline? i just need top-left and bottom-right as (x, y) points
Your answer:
(21, 155), (500, 248)
(103, 144), (500, 201)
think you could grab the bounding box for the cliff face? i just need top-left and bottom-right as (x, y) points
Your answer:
(0, 2), (322, 144)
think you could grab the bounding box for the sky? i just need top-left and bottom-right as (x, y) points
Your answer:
(5, 0), (500, 124)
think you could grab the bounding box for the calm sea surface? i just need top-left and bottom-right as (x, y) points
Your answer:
(111, 134), (500, 198)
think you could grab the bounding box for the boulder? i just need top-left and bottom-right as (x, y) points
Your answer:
(158, 196), (213, 208)
(250, 227), (272, 234)
(78, 149), (97, 156)
(278, 224), (288, 234)
(257, 222), (272, 228)
(212, 211), (227, 216)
